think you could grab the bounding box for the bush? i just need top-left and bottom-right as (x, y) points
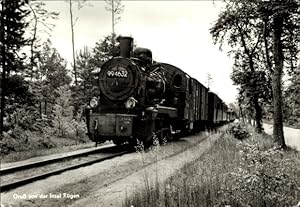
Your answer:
(37, 136), (56, 149)
(0, 134), (18, 155)
(0, 126), (56, 156)
(219, 137), (300, 207)
(228, 123), (250, 140)
(7, 107), (40, 130)
(68, 118), (89, 142)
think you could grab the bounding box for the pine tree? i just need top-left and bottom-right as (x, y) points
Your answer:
(105, 0), (124, 35)
(92, 33), (119, 68)
(72, 46), (98, 111)
(36, 39), (72, 104)
(25, 0), (59, 80)
(53, 85), (74, 137)
(1, 0), (30, 135)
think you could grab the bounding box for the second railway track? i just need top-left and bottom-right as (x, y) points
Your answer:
(0, 144), (129, 192)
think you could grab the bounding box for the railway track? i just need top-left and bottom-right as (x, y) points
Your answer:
(0, 145), (129, 192)
(0, 128), (224, 193)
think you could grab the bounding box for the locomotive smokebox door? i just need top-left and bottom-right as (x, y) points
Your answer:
(99, 58), (140, 101)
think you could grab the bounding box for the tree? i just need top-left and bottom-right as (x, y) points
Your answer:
(210, 1), (267, 132)
(206, 73), (213, 90)
(259, 0), (300, 148)
(3, 75), (38, 131)
(211, 0), (300, 148)
(73, 46), (98, 109)
(34, 39), (72, 112)
(52, 85), (74, 137)
(25, 0), (59, 80)
(66, 0), (91, 86)
(92, 33), (119, 68)
(105, 0), (124, 35)
(68, 0), (77, 85)
(1, 0), (30, 135)
(71, 34), (119, 112)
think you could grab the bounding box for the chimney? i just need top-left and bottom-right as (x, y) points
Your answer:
(117, 36), (133, 58)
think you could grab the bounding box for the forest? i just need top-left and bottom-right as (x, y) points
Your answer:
(0, 0), (299, 155)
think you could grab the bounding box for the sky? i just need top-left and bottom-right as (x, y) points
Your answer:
(43, 0), (238, 104)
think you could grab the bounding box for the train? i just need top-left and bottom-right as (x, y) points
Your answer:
(85, 36), (235, 147)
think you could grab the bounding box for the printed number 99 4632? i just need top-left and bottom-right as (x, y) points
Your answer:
(107, 70), (128, 78)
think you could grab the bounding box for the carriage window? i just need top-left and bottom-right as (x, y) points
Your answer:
(173, 74), (183, 88)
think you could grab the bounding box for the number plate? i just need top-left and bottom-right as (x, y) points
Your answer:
(107, 70), (128, 78)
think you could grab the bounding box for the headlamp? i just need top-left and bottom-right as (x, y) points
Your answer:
(89, 97), (99, 108)
(125, 97), (138, 109)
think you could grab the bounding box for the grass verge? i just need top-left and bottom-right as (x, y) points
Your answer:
(0, 140), (94, 163)
(124, 124), (300, 207)
(0, 130), (95, 163)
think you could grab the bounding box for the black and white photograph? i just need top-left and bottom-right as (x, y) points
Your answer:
(1, 0), (300, 206)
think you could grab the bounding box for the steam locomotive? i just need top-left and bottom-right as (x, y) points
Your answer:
(85, 36), (235, 147)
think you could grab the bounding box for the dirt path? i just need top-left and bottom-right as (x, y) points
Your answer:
(1, 131), (221, 207)
(71, 133), (220, 207)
